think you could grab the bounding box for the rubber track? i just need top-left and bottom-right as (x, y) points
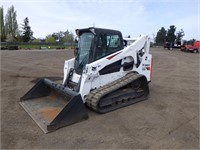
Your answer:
(86, 72), (147, 113)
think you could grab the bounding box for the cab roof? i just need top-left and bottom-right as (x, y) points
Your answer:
(75, 27), (122, 36)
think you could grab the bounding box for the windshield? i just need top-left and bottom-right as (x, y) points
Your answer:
(75, 32), (95, 74)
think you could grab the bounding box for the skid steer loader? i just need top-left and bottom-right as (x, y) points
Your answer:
(20, 27), (152, 133)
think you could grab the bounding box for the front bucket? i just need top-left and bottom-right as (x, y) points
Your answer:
(20, 78), (88, 133)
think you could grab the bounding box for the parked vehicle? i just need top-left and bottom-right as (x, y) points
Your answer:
(20, 27), (153, 133)
(181, 41), (199, 53)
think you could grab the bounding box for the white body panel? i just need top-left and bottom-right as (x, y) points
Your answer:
(63, 35), (152, 102)
(63, 58), (75, 84)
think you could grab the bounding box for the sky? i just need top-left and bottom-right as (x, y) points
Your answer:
(2, 0), (200, 40)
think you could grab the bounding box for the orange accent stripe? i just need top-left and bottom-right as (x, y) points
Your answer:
(106, 52), (122, 60)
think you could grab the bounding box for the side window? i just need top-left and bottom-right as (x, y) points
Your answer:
(95, 34), (122, 60)
(106, 35), (120, 49)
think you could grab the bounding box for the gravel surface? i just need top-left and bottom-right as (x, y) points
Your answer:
(1, 48), (199, 149)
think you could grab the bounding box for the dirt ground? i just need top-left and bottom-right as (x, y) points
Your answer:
(1, 48), (199, 149)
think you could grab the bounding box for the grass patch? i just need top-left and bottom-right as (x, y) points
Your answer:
(18, 45), (74, 49)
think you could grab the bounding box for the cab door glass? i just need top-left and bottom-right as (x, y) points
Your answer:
(95, 34), (121, 60)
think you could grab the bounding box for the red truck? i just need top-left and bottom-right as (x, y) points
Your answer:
(181, 41), (200, 53)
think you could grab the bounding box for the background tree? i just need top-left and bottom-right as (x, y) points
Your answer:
(166, 25), (176, 43)
(155, 27), (166, 44)
(45, 35), (56, 43)
(52, 31), (64, 42)
(32, 38), (40, 43)
(51, 30), (74, 43)
(186, 39), (196, 45)
(5, 5), (18, 41)
(16, 30), (23, 42)
(62, 30), (74, 44)
(176, 29), (185, 44)
(21, 17), (33, 42)
(52, 32), (59, 41)
(0, 6), (6, 42)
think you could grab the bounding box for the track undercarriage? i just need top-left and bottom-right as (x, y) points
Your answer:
(86, 72), (149, 113)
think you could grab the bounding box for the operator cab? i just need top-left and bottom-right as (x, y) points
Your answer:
(74, 27), (124, 75)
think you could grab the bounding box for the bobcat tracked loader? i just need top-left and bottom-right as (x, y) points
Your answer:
(20, 27), (152, 133)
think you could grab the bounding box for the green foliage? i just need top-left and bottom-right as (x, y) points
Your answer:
(16, 34), (23, 42)
(0, 6), (6, 42)
(166, 25), (176, 43)
(21, 17), (33, 42)
(155, 25), (185, 45)
(1, 5), (75, 44)
(51, 30), (74, 43)
(52, 31), (64, 41)
(61, 30), (74, 43)
(5, 5), (18, 42)
(186, 39), (196, 45)
(45, 35), (56, 43)
(155, 27), (166, 44)
(32, 38), (40, 43)
(176, 29), (185, 43)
